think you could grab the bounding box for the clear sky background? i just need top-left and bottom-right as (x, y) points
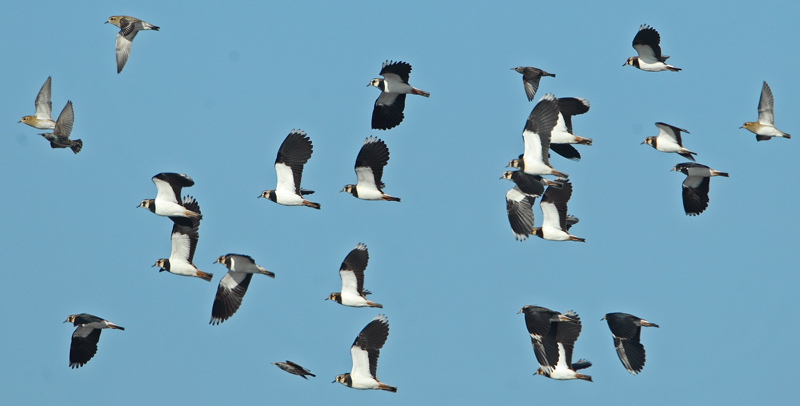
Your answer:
(2, 1), (798, 404)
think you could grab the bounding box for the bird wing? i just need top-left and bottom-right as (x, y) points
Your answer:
(274, 130), (313, 195)
(170, 207), (199, 263)
(355, 136), (390, 189)
(53, 101), (74, 139)
(115, 32), (136, 74)
(340, 243), (369, 295)
(549, 144), (581, 161)
(379, 61), (412, 84)
(522, 308), (559, 371)
(153, 173), (194, 204)
(34, 76), (52, 119)
(557, 97), (590, 134)
(614, 335), (646, 374)
(681, 176), (710, 216)
(540, 181), (572, 231)
(758, 81), (775, 125)
(70, 327), (101, 368)
(655, 122), (687, 146)
(632, 25), (662, 63)
(522, 94), (560, 168)
(351, 315), (389, 378)
(210, 271), (253, 325)
(372, 93), (406, 130)
(554, 316), (582, 368)
(506, 187), (536, 241)
(511, 172), (545, 196)
(523, 75), (542, 102)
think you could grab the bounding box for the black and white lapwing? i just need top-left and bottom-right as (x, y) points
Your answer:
(518, 306), (592, 381)
(624, 25), (681, 72)
(273, 361), (316, 379)
(210, 254), (275, 325)
(64, 313), (124, 369)
(508, 94), (568, 178)
(642, 122), (696, 161)
(39, 101), (82, 154)
(505, 186), (537, 241)
(512, 66), (555, 102)
(139, 173), (201, 219)
(260, 130), (320, 209)
(19, 76), (55, 130)
(334, 314), (397, 392)
(671, 163), (728, 216)
(741, 81), (791, 141)
(368, 60), (429, 130)
(602, 312), (659, 375)
(532, 180), (584, 242)
(342, 136), (400, 202)
(327, 243), (382, 308)
(153, 196), (213, 281)
(105, 16), (159, 74)
(550, 97), (592, 161)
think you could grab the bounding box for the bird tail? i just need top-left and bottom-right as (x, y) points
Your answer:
(382, 195), (401, 202)
(379, 383), (398, 392)
(145, 23), (160, 31)
(641, 320), (659, 328)
(568, 235), (586, 243)
(259, 266), (276, 278)
(667, 65), (682, 72)
(783, 133), (791, 139)
(679, 150), (697, 161)
(551, 170), (569, 178)
(367, 300), (383, 309)
(575, 137), (592, 146)
(303, 200), (321, 210)
(575, 373), (593, 382)
(196, 270), (213, 281)
(108, 323), (125, 331)
(411, 87), (430, 98)
(711, 170), (729, 178)
(70, 140), (83, 154)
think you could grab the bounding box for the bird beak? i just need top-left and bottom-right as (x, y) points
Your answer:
(366, 83), (371, 87)
(257, 194), (262, 198)
(622, 63), (626, 66)
(640, 141), (646, 145)
(339, 188), (346, 193)
(738, 126), (744, 129)
(151, 264), (157, 267)
(17, 120), (22, 123)
(517, 309), (523, 314)
(104, 21), (108, 24)
(332, 380), (336, 383)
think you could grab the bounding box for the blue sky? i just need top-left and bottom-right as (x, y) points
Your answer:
(2, 1), (799, 404)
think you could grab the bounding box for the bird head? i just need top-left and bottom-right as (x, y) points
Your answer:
(153, 259), (167, 272)
(641, 137), (655, 146)
(64, 315), (77, 324)
(341, 185), (355, 194)
(259, 190), (274, 199)
(624, 57), (636, 67)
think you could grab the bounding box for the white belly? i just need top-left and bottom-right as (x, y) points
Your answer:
(340, 292), (371, 307)
(550, 130), (578, 144)
(355, 185), (384, 200)
(154, 200), (189, 217)
(274, 190), (304, 206)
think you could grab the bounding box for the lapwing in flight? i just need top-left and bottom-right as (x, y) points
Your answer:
(260, 130), (320, 209)
(368, 60), (429, 130)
